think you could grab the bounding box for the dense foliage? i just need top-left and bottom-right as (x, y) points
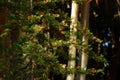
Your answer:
(0, 0), (108, 80)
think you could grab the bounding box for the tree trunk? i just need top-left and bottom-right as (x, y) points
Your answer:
(66, 1), (79, 80)
(80, 1), (90, 80)
(30, 0), (33, 9)
(117, 0), (120, 15)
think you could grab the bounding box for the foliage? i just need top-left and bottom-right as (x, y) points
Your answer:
(0, 0), (108, 80)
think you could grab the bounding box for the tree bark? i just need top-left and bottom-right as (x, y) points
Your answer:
(66, 1), (79, 80)
(80, 1), (90, 80)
